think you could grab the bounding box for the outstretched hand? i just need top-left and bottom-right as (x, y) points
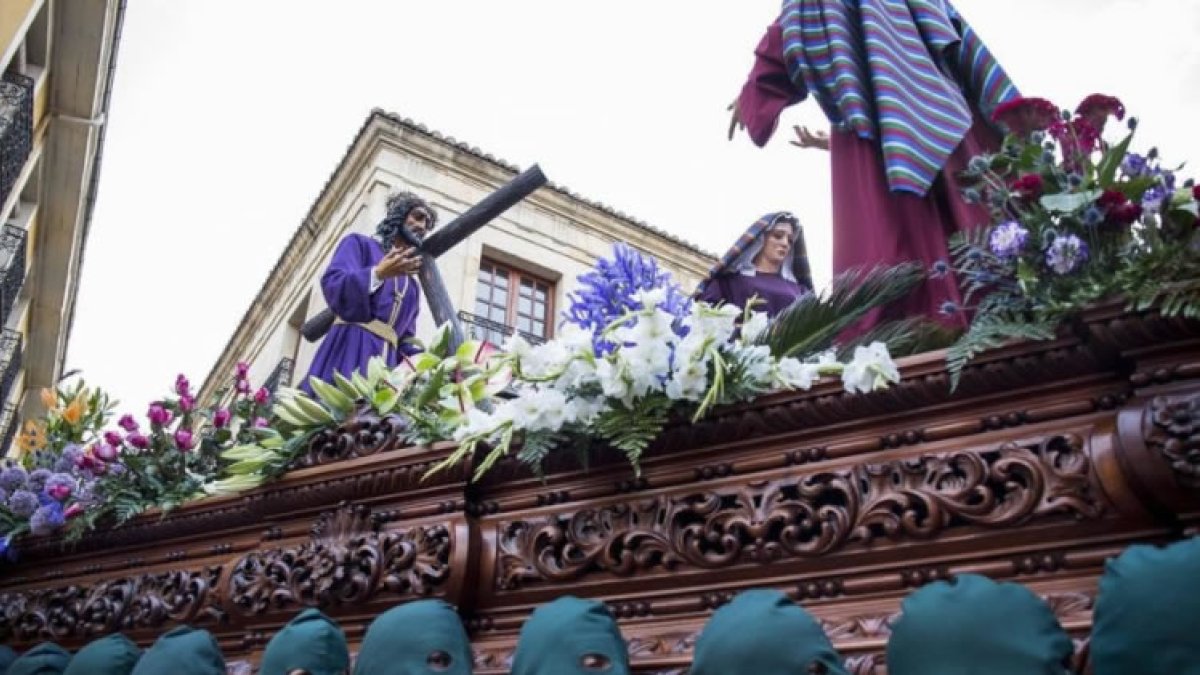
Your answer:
(727, 97), (745, 141)
(374, 246), (422, 280)
(789, 125), (830, 151)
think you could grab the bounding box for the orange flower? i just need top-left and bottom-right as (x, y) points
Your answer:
(15, 420), (46, 455)
(40, 388), (58, 411)
(62, 396), (87, 425)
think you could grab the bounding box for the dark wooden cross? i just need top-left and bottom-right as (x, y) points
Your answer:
(301, 165), (548, 353)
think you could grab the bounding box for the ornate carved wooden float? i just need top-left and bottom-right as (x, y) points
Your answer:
(2, 301), (1198, 673)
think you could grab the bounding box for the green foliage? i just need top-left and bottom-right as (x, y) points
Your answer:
(946, 315), (1058, 390)
(593, 397), (673, 473)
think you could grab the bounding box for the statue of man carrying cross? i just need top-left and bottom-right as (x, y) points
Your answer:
(299, 166), (547, 393)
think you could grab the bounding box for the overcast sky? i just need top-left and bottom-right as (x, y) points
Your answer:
(65, 0), (1200, 413)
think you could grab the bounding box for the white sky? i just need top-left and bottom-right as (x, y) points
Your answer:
(65, 0), (1200, 413)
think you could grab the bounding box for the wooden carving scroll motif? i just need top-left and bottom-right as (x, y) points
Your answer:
(0, 308), (1198, 673)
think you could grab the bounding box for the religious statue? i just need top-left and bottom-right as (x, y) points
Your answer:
(695, 212), (812, 317)
(301, 192), (435, 391)
(730, 0), (1019, 330)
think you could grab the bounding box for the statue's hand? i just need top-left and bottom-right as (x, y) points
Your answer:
(727, 97), (746, 141)
(789, 125), (830, 151)
(375, 247), (422, 279)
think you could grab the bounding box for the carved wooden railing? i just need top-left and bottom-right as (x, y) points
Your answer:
(1, 302), (1198, 674)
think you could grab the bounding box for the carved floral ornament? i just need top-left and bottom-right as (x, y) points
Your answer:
(496, 435), (1104, 589)
(225, 502), (453, 617)
(1146, 394), (1200, 489)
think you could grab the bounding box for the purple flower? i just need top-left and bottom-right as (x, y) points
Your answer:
(174, 428), (194, 451)
(235, 378), (251, 395)
(212, 408), (231, 429)
(175, 374), (191, 397)
(29, 503), (64, 536)
(0, 466), (28, 492)
(118, 414), (139, 432)
(236, 362), (250, 378)
(253, 417), (269, 428)
(27, 469), (51, 493)
(1046, 235), (1089, 275)
(126, 432), (149, 450)
(1121, 152), (1148, 177)
(988, 221), (1029, 258)
(147, 403), (172, 426)
(93, 443), (118, 462)
(1142, 186), (1167, 213)
(0, 487), (7, 504)
(179, 394), (196, 413)
(103, 431), (123, 447)
(44, 473), (74, 502)
(253, 387), (270, 405)
(6, 489), (38, 517)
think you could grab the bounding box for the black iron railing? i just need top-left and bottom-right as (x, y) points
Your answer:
(457, 311), (546, 347)
(0, 330), (21, 407)
(0, 225), (27, 327)
(0, 72), (34, 212)
(264, 357), (294, 393)
(0, 402), (16, 455)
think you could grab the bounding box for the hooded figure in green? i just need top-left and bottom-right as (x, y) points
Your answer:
(888, 574), (1072, 675)
(353, 600), (472, 675)
(1092, 537), (1200, 674)
(510, 596), (630, 675)
(6, 644), (70, 675)
(691, 589), (847, 675)
(130, 626), (224, 675)
(62, 634), (141, 675)
(260, 609), (350, 675)
(0, 645), (18, 674)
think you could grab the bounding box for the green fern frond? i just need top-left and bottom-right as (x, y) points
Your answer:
(594, 398), (672, 474)
(763, 262), (924, 359)
(946, 316), (1057, 391)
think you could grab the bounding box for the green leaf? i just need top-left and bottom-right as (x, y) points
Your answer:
(308, 377), (354, 417)
(1039, 190), (1102, 213)
(946, 316), (1058, 391)
(1097, 131), (1134, 187)
(1114, 176), (1158, 203)
(373, 387), (400, 415)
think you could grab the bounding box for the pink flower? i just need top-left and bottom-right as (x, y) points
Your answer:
(236, 362), (250, 378)
(103, 430), (123, 448)
(212, 408), (231, 429)
(235, 378), (251, 395)
(1075, 94), (1125, 132)
(174, 428), (195, 451)
(46, 484), (72, 502)
(175, 374), (191, 397)
(64, 504), (85, 519)
(253, 417), (269, 428)
(147, 403), (172, 426)
(992, 97), (1058, 136)
(127, 432), (149, 450)
(118, 414), (139, 432)
(179, 394), (196, 413)
(93, 443), (118, 462)
(254, 387), (270, 405)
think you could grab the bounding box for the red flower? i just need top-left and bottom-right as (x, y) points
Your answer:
(1097, 190), (1128, 209)
(992, 97), (1059, 136)
(1193, 185), (1200, 201)
(1076, 94), (1125, 131)
(1010, 174), (1044, 199)
(1110, 202), (1143, 226)
(64, 504), (85, 520)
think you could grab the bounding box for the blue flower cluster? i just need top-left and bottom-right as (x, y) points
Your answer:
(563, 242), (691, 352)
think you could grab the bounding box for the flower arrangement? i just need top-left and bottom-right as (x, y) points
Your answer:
(943, 93), (1200, 386)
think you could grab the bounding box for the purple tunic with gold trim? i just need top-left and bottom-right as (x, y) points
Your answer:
(301, 233), (420, 392)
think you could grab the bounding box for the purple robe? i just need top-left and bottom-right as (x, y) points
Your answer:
(301, 233), (420, 392)
(698, 272), (805, 317)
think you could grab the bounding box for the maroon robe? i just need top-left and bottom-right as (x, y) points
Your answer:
(697, 272), (805, 318)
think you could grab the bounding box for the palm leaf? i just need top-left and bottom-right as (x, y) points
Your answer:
(838, 318), (959, 359)
(761, 262), (924, 358)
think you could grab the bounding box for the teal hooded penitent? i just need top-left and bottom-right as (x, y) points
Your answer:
(259, 608), (349, 675)
(1092, 537), (1200, 675)
(6, 643), (71, 675)
(691, 589), (847, 675)
(130, 626), (224, 675)
(353, 600), (472, 675)
(510, 596), (630, 675)
(0, 645), (18, 674)
(62, 634), (141, 675)
(887, 574), (1072, 675)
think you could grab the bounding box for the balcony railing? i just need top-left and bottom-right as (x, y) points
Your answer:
(0, 72), (34, 212)
(0, 329), (21, 407)
(0, 225), (27, 327)
(0, 402), (16, 455)
(457, 311), (546, 347)
(264, 357), (295, 394)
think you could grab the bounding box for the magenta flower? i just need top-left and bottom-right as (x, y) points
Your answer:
(64, 503), (85, 519)
(213, 408), (231, 429)
(174, 428), (195, 451)
(127, 432), (149, 450)
(103, 430), (123, 448)
(179, 394), (196, 413)
(253, 417), (269, 428)
(236, 362), (250, 379)
(93, 443), (118, 462)
(118, 414), (139, 432)
(254, 387), (270, 405)
(175, 373), (191, 397)
(148, 403), (172, 426)
(235, 378), (251, 395)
